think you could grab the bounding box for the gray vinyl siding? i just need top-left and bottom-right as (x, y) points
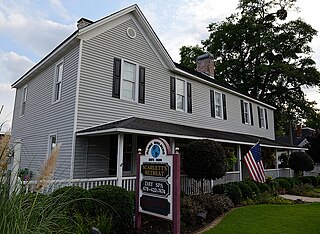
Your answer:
(10, 45), (79, 179)
(77, 19), (275, 140)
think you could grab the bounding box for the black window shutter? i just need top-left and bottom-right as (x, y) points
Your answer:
(222, 93), (227, 120)
(264, 108), (269, 129)
(170, 76), (176, 109)
(112, 58), (121, 98)
(138, 66), (145, 104)
(210, 90), (215, 118)
(187, 82), (192, 113)
(240, 100), (245, 123)
(257, 106), (262, 128)
(249, 103), (254, 126)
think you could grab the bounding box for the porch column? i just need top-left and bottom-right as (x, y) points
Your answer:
(275, 149), (279, 178)
(170, 138), (175, 154)
(237, 144), (242, 181)
(10, 140), (21, 196)
(116, 133), (124, 187)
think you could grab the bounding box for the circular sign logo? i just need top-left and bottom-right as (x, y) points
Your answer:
(151, 145), (161, 158)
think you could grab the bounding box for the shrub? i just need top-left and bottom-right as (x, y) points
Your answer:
(180, 196), (205, 226)
(89, 185), (135, 231)
(192, 193), (233, 220)
(244, 179), (260, 195)
(242, 192), (294, 205)
(51, 186), (92, 217)
(274, 178), (291, 193)
(299, 176), (318, 187)
(236, 181), (253, 199)
(184, 139), (227, 181)
(211, 184), (226, 195)
(289, 151), (314, 177)
(224, 183), (242, 205)
(253, 181), (271, 193)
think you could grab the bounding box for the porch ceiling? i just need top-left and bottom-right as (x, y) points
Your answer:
(76, 117), (304, 150)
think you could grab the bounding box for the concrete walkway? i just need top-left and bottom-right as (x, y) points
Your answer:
(279, 194), (320, 203)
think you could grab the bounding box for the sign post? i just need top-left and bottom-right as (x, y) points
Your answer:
(135, 138), (180, 234)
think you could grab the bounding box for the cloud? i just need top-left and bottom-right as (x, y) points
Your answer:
(0, 1), (75, 58)
(49, 0), (73, 21)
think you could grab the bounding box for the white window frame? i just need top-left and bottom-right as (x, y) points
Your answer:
(47, 133), (57, 159)
(214, 91), (223, 119)
(176, 78), (187, 112)
(259, 106), (266, 129)
(243, 101), (251, 125)
(20, 85), (28, 116)
(53, 60), (63, 103)
(120, 59), (139, 102)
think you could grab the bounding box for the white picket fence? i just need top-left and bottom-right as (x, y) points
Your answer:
(22, 168), (293, 194)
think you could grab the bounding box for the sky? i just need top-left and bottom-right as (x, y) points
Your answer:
(0, 0), (320, 131)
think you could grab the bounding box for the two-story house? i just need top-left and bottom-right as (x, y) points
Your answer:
(10, 5), (300, 191)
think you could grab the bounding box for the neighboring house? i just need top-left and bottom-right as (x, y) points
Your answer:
(10, 5), (301, 190)
(276, 126), (315, 147)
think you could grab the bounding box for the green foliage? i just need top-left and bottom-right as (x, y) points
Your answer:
(299, 176), (318, 186)
(180, 196), (205, 226)
(211, 184), (226, 195)
(179, 0), (320, 132)
(179, 45), (204, 70)
(243, 179), (260, 195)
(242, 192), (294, 206)
(184, 139), (227, 181)
(89, 185), (134, 230)
(307, 129), (320, 163)
(51, 186), (92, 217)
(224, 183), (242, 205)
(274, 178), (291, 193)
(288, 151), (314, 176)
(289, 184), (320, 198)
(252, 181), (271, 193)
(236, 181), (253, 199)
(278, 153), (289, 168)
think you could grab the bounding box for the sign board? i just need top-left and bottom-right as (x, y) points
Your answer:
(135, 137), (180, 234)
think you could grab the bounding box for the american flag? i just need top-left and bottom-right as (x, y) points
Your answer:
(244, 143), (266, 183)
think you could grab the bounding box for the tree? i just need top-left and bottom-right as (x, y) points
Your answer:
(288, 151), (314, 176)
(180, 0), (320, 133)
(307, 130), (320, 163)
(184, 139), (227, 192)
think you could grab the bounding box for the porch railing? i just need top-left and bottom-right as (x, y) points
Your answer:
(22, 168), (293, 195)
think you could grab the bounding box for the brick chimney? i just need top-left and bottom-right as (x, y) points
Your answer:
(196, 53), (215, 77)
(296, 124), (302, 138)
(77, 18), (93, 29)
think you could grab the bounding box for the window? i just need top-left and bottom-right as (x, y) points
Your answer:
(176, 78), (186, 111)
(20, 86), (27, 116)
(258, 106), (268, 129)
(210, 90), (227, 119)
(170, 76), (192, 113)
(240, 100), (253, 125)
(48, 134), (57, 157)
(112, 58), (145, 103)
(53, 61), (63, 102)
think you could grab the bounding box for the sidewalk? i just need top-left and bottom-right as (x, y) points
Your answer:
(279, 194), (320, 203)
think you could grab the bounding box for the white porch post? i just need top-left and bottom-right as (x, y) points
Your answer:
(237, 145), (242, 181)
(275, 149), (279, 178)
(170, 138), (175, 153)
(116, 133), (124, 187)
(10, 140), (21, 196)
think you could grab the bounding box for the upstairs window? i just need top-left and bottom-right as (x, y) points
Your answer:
(240, 100), (254, 125)
(170, 76), (192, 113)
(210, 90), (227, 119)
(258, 106), (269, 129)
(53, 61), (63, 102)
(20, 86), (27, 116)
(112, 58), (145, 103)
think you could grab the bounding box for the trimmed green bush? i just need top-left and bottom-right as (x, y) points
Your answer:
(225, 183), (242, 205)
(236, 182), (253, 199)
(51, 186), (92, 217)
(244, 179), (260, 195)
(289, 151), (314, 177)
(299, 176), (318, 186)
(180, 196), (205, 226)
(274, 178), (291, 193)
(89, 185), (135, 231)
(253, 181), (271, 193)
(211, 184), (226, 195)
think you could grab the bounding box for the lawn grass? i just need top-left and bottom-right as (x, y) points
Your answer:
(204, 203), (320, 234)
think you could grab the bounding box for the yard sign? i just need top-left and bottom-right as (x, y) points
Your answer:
(135, 138), (180, 234)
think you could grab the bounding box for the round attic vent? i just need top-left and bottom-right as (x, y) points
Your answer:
(127, 27), (136, 39)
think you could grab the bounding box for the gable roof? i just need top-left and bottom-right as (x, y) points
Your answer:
(77, 117), (302, 150)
